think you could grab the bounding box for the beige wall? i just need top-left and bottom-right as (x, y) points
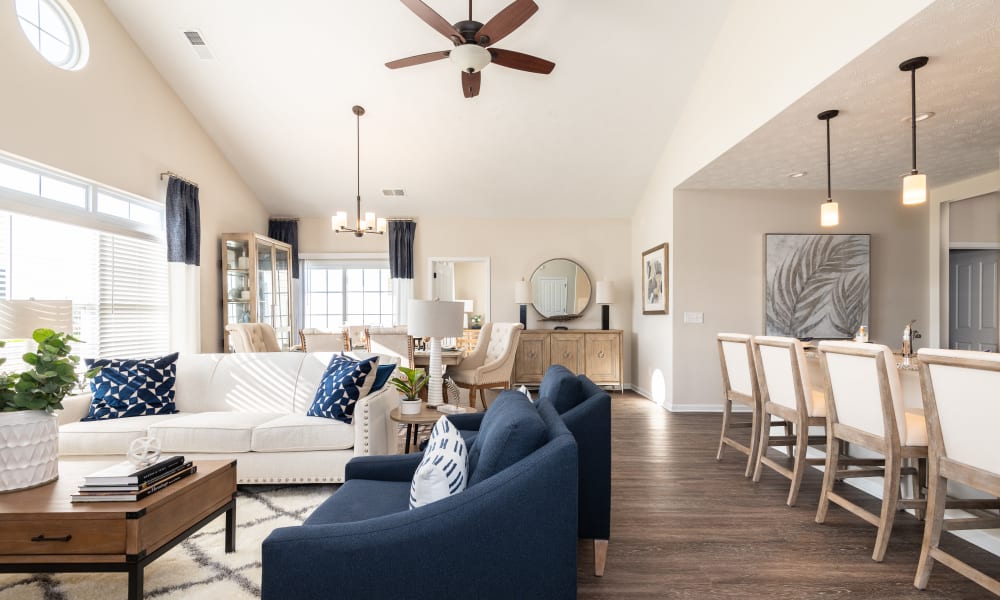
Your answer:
(453, 261), (488, 322)
(672, 189), (928, 409)
(950, 192), (1000, 244)
(0, 0), (269, 352)
(298, 216), (633, 385)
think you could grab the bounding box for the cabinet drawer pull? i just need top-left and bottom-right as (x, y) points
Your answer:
(31, 534), (72, 543)
(528, 351), (536, 358)
(598, 351), (606, 359)
(563, 352), (571, 359)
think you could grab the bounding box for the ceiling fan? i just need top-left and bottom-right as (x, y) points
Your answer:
(386, 0), (555, 98)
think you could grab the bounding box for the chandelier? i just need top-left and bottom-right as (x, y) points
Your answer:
(332, 105), (386, 237)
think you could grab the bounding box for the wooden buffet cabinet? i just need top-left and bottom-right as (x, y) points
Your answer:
(514, 329), (623, 392)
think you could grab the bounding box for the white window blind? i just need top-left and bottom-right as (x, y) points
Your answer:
(97, 234), (168, 358)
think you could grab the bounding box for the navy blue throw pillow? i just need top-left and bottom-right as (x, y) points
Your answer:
(83, 353), (179, 421)
(369, 363), (396, 393)
(307, 354), (379, 423)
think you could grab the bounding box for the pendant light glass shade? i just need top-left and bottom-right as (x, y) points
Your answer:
(902, 172), (927, 205)
(821, 201), (839, 227)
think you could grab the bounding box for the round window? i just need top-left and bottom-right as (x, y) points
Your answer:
(14, 0), (89, 71)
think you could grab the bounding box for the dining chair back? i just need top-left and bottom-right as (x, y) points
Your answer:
(716, 333), (760, 477)
(365, 325), (414, 369)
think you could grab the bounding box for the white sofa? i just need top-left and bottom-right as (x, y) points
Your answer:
(57, 352), (400, 484)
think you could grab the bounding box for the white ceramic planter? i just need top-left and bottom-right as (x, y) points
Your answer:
(0, 410), (59, 492)
(399, 398), (422, 415)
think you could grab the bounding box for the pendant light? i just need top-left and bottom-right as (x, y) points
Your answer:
(899, 56), (929, 205)
(332, 105), (387, 237)
(818, 109), (839, 227)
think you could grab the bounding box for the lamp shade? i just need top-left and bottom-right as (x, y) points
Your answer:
(450, 44), (491, 73)
(407, 300), (464, 338)
(0, 300), (73, 339)
(514, 281), (531, 305)
(902, 173), (927, 205)
(820, 201), (839, 227)
(595, 281), (615, 305)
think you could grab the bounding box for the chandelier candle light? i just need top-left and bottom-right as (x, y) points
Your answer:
(332, 105), (387, 237)
(818, 109), (840, 227)
(408, 300), (464, 407)
(900, 56), (929, 206)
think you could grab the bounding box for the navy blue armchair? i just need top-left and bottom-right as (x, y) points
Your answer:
(261, 392), (578, 600)
(449, 365), (612, 575)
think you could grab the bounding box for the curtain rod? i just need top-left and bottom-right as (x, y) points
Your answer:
(386, 217), (416, 221)
(159, 171), (198, 187)
(269, 217), (300, 222)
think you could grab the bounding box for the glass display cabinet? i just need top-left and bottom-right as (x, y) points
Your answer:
(220, 233), (293, 351)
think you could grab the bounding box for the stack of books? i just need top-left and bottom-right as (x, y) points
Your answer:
(71, 455), (196, 503)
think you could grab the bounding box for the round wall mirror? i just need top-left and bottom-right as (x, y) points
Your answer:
(529, 258), (592, 320)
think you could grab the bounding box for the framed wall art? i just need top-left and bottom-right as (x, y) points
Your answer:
(641, 243), (668, 315)
(764, 233), (870, 339)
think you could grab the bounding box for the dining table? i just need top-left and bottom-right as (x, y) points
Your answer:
(412, 349), (466, 367)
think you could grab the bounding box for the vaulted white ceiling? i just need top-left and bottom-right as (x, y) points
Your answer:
(104, 0), (733, 218)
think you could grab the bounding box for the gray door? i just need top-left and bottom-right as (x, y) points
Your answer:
(949, 249), (1000, 351)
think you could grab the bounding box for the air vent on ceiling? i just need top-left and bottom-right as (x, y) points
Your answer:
(381, 188), (406, 197)
(182, 30), (215, 60)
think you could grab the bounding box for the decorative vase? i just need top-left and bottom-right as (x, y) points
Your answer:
(0, 410), (59, 492)
(400, 398), (422, 415)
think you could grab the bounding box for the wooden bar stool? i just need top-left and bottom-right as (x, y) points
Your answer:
(914, 348), (1000, 595)
(815, 341), (927, 562)
(751, 336), (827, 506)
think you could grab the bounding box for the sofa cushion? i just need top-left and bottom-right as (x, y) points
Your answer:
(251, 414), (355, 452)
(307, 354), (379, 423)
(370, 363), (396, 393)
(539, 365), (583, 414)
(59, 414), (178, 455)
(305, 479), (410, 525)
(83, 353), (179, 421)
(410, 416), (467, 509)
(467, 390), (547, 486)
(148, 412), (283, 453)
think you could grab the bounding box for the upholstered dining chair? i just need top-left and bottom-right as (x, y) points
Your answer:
(716, 333), (763, 477)
(751, 335), (827, 506)
(450, 322), (524, 410)
(346, 325), (367, 350)
(365, 325), (414, 369)
(299, 328), (349, 352)
(914, 348), (1000, 595)
(815, 341), (928, 562)
(226, 323), (282, 352)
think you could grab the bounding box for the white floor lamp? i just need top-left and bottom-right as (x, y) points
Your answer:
(408, 300), (464, 406)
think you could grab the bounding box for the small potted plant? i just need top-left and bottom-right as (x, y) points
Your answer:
(390, 366), (426, 415)
(0, 328), (84, 492)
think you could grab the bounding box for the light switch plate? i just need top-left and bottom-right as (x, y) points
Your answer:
(683, 311), (704, 324)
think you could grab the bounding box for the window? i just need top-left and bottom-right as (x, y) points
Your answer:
(0, 152), (167, 368)
(14, 0), (89, 71)
(303, 261), (392, 328)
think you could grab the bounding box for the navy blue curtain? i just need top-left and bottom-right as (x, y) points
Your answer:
(267, 219), (300, 279)
(166, 177), (200, 266)
(388, 220), (416, 279)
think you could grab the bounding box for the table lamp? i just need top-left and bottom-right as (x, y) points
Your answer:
(408, 300), (464, 406)
(595, 281), (615, 330)
(514, 280), (531, 330)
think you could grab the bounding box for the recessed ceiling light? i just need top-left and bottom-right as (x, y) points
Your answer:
(787, 171), (808, 178)
(901, 111), (935, 123)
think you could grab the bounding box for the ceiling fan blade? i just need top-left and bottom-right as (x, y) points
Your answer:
(475, 0), (538, 46)
(385, 51), (450, 69)
(462, 71), (481, 98)
(489, 48), (554, 74)
(400, 0), (464, 45)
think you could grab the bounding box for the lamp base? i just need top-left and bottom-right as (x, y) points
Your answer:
(426, 337), (444, 407)
(519, 304), (527, 330)
(601, 305), (610, 330)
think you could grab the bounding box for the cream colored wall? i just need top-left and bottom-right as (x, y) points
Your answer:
(0, 0), (269, 353)
(671, 189), (928, 409)
(949, 192), (1000, 244)
(629, 0), (933, 407)
(298, 216), (633, 385)
(453, 261), (488, 322)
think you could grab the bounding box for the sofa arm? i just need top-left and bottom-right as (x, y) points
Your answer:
(446, 412), (485, 431)
(345, 453), (423, 482)
(262, 435), (578, 600)
(560, 392), (611, 541)
(56, 392), (92, 425)
(353, 383), (399, 456)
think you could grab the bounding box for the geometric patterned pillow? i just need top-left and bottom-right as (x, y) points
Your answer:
(306, 354), (379, 424)
(409, 416), (468, 509)
(82, 353), (179, 421)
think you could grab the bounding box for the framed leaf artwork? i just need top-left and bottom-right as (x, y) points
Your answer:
(764, 234), (870, 338)
(641, 243), (668, 315)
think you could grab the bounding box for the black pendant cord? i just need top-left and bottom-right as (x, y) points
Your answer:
(355, 107), (361, 231)
(826, 117), (832, 201)
(910, 67), (918, 173)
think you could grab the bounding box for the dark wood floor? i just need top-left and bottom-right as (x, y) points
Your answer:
(576, 393), (999, 599)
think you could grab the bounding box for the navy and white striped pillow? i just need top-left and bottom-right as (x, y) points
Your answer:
(409, 416), (468, 509)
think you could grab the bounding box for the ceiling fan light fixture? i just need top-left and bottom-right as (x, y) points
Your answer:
(449, 43), (491, 73)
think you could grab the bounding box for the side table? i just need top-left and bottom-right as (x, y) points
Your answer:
(390, 403), (469, 452)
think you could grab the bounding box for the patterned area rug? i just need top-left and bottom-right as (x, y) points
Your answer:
(0, 484), (338, 600)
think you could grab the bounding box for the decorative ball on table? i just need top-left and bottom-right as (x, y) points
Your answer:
(128, 436), (162, 467)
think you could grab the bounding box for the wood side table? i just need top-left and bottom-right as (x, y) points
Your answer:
(390, 403), (453, 452)
(0, 459), (237, 600)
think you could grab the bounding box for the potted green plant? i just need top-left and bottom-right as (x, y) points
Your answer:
(390, 366), (427, 415)
(0, 328), (84, 492)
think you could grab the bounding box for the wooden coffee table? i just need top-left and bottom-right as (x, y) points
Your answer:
(0, 459), (237, 600)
